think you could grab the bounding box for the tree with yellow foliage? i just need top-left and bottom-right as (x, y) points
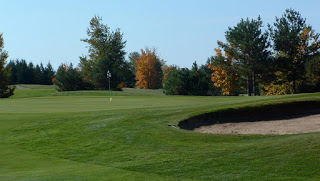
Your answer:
(270, 9), (320, 93)
(306, 55), (320, 90)
(208, 48), (239, 96)
(265, 25), (320, 94)
(162, 65), (178, 88)
(135, 48), (163, 89)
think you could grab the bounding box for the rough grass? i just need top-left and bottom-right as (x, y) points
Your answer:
(1, 85), (319, 180)
(17, 84), (57, 90)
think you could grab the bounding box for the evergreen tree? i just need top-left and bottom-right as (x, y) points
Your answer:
(190, 62), (210, 95)
(0, 33), (15, 98)
(7, 59), (55, 85)
(164, 68), (190, 95)
(44, 62), (55, 85)
(220, 16), (270, 96)
(269, 9), (320, 93)
(128, 51), (140, 73)
(25, 62), (35, 84)
(34, 64), (42, 84)
(120, 60), (136, 88)
(18, 59), (28, 83)
(39, 62), (55, 85)
(164, 62), (214, 96)
(305, 55), (320, 91)
(7, 60), (17, 85)
(54, 63), (91, 91)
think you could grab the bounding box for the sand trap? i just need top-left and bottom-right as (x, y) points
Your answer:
(179, 101), (320, 135)
(194, 114), (320, 135)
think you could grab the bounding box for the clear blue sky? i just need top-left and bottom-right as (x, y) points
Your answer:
(1, 0), (320, 69)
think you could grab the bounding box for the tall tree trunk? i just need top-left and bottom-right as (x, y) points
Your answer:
(292, 57), (297, 94)
(147, 71), (150, 89)
(293, 78), (296, 94)
(247, 73), (251, 96)
(252, 71), (256, 96)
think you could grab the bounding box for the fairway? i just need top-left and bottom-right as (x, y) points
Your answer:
(1, 87), (320, 180)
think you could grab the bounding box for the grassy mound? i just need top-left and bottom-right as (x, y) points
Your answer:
(1, 86), (319, 180)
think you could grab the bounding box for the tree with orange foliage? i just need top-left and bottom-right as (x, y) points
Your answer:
(208, 48), (239, 96)
(135, 48), (163, 89)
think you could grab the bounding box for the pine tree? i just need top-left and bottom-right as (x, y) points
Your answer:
(54, 63), (91, 91)
(269, 9), (320, 93)
(221, 16), (270, 96)
(0, 33), (15, 98)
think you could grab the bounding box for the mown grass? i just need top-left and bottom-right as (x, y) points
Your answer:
(13, 85), (165, 99)
(1, 85), (319, 180)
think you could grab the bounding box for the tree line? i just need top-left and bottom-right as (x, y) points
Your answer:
(1, 8), (320, 98)
(52, 15), (225, 95)
(7, 60), (55, 85)
(207, 9), (320, 96)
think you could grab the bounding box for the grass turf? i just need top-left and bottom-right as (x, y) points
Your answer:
(1, 85), (319, 180)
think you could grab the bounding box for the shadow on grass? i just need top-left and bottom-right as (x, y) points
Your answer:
(178, 101), (320, 130)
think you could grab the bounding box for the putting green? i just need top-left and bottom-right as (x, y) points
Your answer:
(0, 95), (252, 113)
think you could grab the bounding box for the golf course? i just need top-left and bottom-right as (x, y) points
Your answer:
(0, 85), (319, 180)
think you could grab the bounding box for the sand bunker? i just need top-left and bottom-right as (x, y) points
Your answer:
(179, 101), (320, 135)
(194, 114), (320, 134)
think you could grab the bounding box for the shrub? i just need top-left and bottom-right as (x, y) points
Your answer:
(54, 63), (92, 91)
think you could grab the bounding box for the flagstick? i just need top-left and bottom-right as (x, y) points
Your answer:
(107, 70), (112, 101)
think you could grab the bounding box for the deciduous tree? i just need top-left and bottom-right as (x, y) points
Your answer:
(162, 64), (178, 88)
(81, 15), (127, 89)
(208, 48), (239, 96)
(135, 48), (163, 89)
